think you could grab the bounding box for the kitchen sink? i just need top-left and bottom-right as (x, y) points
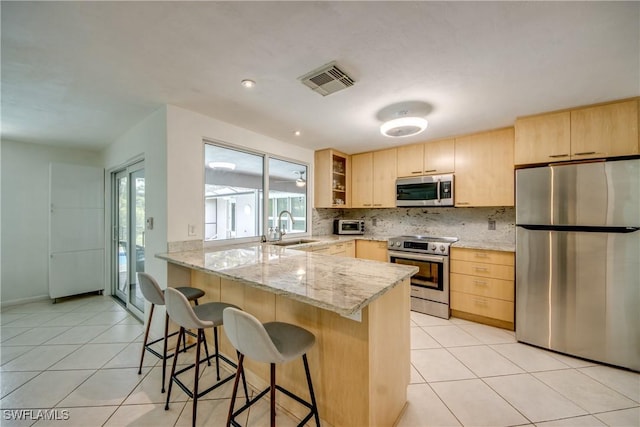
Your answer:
(272, 239), (318, 247)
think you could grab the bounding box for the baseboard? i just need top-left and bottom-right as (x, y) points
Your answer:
(1, 294), (50, 309)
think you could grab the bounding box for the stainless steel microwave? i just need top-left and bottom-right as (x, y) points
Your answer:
(396, 174), (454, 207)
(333, 219), (365, 235)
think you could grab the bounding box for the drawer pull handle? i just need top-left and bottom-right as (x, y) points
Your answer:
(473, 298), (488, 305)
(474, 253), (489, 258)
(574, 151), (597, 156)
(424, 169), (437, 173)
(411, 171), (422, 174)
(474, 280), (488, 286)
(474, 267), (489, 272)
(548, 154), (569, 158)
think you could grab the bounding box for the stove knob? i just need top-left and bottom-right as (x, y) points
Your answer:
(430, 244), (436, 250)
(396, 241), (402, 247)
(440, 245), (446, 252)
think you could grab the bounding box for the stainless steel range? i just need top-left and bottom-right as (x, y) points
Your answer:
(388, 235), (458, 319)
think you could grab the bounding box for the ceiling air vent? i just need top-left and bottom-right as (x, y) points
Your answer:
(299, 62), (355, 96)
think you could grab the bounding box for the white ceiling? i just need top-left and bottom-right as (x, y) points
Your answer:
(2, 1), (639, 154)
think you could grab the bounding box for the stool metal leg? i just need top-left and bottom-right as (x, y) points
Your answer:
(214, 327), (220, 380)
(192, 328), (203, 427)
(270, 363), (276, 427)
(303, 354), (321, 427)
(165, 327), (184, 410)
(138, 303), (155, 375)
(161, 311), (170, 393)
(227, 353), (245, 427)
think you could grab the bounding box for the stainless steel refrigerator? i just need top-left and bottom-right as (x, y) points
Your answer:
(516, 158), (640, 371)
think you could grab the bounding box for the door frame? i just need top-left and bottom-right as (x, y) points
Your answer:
(108, 158), (145, 320)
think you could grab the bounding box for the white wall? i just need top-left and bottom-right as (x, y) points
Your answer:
(165, 105), (314, 244)
(102, 107), (168, 292)
(0, 140), (103, 305)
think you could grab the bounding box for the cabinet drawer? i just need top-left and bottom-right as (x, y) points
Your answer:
(450, 260), (514, 281)
(450, 273), (514, 301)
(450, 291), (514, 322)
(450, 247), (514, 265)
(330, 242), (355, 257)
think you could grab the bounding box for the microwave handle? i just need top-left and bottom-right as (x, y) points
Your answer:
(437, 180), (441, 202)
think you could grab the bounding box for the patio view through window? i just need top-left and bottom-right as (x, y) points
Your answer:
(204, 143), (308, 241)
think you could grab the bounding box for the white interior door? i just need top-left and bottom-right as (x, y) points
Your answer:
(49, 163), (105, 300)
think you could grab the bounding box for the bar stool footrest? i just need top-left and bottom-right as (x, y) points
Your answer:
(229, 384), (316, 427)
(144, 329), (199, 361)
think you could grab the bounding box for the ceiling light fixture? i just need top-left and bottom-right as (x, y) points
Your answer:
(240, 79), (256, 88)
(294, 130), (301, 136)
(208, 161), (236, 170)
(295, 170), (306, 187)
(380, 116), (428, 138)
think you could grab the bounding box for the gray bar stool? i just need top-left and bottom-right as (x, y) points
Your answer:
(164, 288), (248, 427)
(223, 307), (320, 427)
(137, 272), (207, 393)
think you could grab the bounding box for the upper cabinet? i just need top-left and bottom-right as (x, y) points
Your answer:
(352, 148), (397, 208)
(455, 128), (514, 207)
(397, 138), (454, 177)
(571, 100), (639, 160)
(515, 99), (639, 165)
(314, 149), (351, 208)
(515, 111), (571, 164)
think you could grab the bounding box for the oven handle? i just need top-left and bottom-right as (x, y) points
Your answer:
(437, 179), (441, 202)
(388, 251), (446, 263)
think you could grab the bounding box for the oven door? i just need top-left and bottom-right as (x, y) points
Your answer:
(388, 251), (449, 304)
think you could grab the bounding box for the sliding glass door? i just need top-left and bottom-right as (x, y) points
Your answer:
(112, 161), (145, 318)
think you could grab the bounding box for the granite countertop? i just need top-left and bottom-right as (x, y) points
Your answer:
(452, 240), (515, 252)
(157, 243), (418, 316)
(306, 234), (516, 252)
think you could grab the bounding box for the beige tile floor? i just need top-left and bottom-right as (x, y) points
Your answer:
(0, 294), (638, 426)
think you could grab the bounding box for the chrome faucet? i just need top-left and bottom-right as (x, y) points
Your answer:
(275, 210), (295, 241)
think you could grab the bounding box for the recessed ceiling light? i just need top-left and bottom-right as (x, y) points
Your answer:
(208, 162), (236, 170)
(294, 130), (301, 136)
(240, 79), (256, 88)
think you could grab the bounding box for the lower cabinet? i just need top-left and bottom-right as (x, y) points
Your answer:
(450, 247), (515, 330)
(329, 241), (356, 257)
(355, 240), (388, 262)
(303, 241), (355, 257)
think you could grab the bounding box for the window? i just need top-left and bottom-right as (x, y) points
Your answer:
(204, 142), (308, 242)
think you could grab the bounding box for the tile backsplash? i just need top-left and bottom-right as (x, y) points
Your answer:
(313, 207), (515, 244)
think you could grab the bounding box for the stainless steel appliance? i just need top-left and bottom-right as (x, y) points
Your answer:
(388, 235), (458, 319)
(396, 174), (454, 207)
(333, 219), (365, 235)
(516, 158), (640, 371)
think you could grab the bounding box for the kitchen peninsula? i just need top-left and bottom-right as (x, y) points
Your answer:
(157, 243), (418, 427)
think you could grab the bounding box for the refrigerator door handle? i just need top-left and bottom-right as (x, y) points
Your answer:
(517, 224), (640, 233)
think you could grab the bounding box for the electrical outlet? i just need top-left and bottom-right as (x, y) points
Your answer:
(488, 219), (496, 230)
(188, 224), (196, 236)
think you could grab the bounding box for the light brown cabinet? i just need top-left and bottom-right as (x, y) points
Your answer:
(454, 128), (514, 207)
(397, 138), (455, 177)
(352, 148), (397, 208)
(329, 240), (356, 258)
(355, 240), (388, 262)
(515, 99), (639, 165)
(571, 99), (639, 160)
(450, 247), (515, 330)
(515, 111), (571, 164)
(314, 149), (351, 208)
